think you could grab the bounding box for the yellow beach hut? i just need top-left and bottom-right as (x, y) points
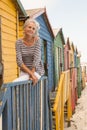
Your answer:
(0, 0), (27, 86)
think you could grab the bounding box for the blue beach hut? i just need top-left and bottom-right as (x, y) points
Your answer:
(26, 8), (55, 91)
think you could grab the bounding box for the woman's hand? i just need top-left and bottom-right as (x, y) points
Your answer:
(20, 63), (38, 86)
(30, 73), (38, 86)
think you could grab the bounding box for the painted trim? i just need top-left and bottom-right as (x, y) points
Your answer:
(12, 0), (27, 17)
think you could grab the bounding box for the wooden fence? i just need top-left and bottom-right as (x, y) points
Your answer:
(0, 76), (52, 130)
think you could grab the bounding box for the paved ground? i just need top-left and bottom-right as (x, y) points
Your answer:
(64, 85), (87, 130)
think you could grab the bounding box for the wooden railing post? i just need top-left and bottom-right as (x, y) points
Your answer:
(0, 114), (2, 130)
(2, 88), (12, 130)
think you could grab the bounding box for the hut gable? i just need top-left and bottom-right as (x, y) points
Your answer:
(53, 28), (60, 37)
(53, 28), (65, 45)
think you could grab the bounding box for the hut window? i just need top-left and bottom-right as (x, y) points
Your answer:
(40, 39), (47, 75)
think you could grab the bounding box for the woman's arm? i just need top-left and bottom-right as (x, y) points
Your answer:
(15, 40), (38, 84)
(32, 39), (41, 69)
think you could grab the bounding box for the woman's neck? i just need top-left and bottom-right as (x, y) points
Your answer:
(23, 36), (35, 46)
(23, 36), (34, 42)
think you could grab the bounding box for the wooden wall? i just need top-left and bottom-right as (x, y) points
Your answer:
(0, 0), (18, 83)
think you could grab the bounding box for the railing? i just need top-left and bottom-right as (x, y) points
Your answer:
(0, 76), (52, 130)
(52, 70), (72, 130)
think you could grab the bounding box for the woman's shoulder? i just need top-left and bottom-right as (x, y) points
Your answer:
(16, 38), (23, 45)
(35, 37), (41, 46)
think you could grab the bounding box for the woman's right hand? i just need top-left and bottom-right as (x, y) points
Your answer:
(20, 63), (38, 86)
(31, 73), (38, 86)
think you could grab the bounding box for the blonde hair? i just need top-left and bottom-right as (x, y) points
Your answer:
(23, 18), (40, 36)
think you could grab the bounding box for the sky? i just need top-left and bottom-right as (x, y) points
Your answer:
(20, 0), (87, 63)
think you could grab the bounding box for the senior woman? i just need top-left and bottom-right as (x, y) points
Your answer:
(14, 18), (45, 85)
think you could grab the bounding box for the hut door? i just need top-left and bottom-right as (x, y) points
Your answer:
(0, 17), (3, 86)
(58, 47), (62, 79)
(41, 39), (47, 76)
(56, 47), (59, 86)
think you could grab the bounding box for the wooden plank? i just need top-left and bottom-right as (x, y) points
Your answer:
(3, 75), (17, 83)
(2, 40), (15, 48)
(19, 25), (24, 31)
(2, 47), (16, 55)
(29, 85), (33, 130)
(26, 85), (30, 130)
(3, 68), (17, 83)
(4, 62), (17, 69)
(24, 85), (27, 130)
(0, 1), (16, 17)
(1, 0), (16, 10)
(20, 85), (24, 130)
(19, 21), (24, 38)
(0, 9), (16, 22)
(2, 25), (16, 36)
(16, 86), (20, 130)
(37, 83), (41, 129)
(4, 69), (17, 76)
(2, 55), (16, 62)
(12, 87), (17, 130)
(0, 115), (2, 130)
(2, 17), (16, 30)
(7, 88), (12, 130)
(19, 21), (24, 26)
(2, 32), (16, 42)
(19, 31), (23, 38)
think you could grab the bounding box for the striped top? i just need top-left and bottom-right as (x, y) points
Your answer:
(15, 39), (45, 76)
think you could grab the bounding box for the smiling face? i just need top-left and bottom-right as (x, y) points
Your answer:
(24, 22), (37, 38)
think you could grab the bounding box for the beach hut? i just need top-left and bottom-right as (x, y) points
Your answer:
(0, 0), (27, 85)
(74, 46), (78, 68)
(26, 8), (55, 91)
(77, 51), (82, 97)
(53, 28), (65, 89)
(70, 42), (78, 112)
(64, 37), (71, 70)
(70, 42), (75, 68)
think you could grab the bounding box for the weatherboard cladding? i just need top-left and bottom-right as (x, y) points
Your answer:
(54, 29), (65, 88)
(0, 0), (26, 83)
(64, 38), (71, 70)
(36, 16), (54, 90)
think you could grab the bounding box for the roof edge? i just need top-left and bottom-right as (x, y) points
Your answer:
(14, 0), (27, 17)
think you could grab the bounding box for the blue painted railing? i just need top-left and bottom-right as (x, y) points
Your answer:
(0, 76), (52, 130)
